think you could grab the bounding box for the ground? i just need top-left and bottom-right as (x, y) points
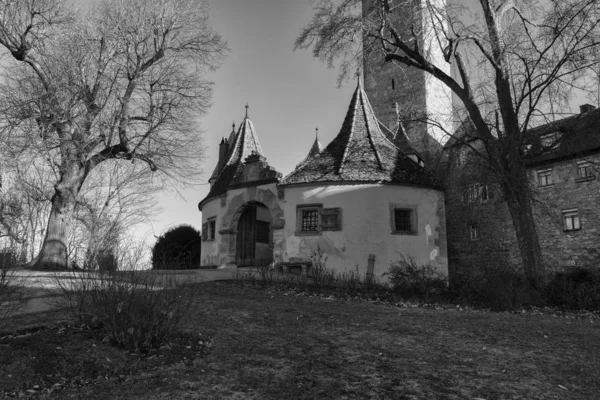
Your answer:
(1, 281), (599, 399)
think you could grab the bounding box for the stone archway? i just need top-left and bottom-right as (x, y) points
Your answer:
(217, 187), (285, 267)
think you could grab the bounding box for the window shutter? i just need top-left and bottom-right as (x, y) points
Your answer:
(202, 223), (208, 242)
(321, 208), (341, 231)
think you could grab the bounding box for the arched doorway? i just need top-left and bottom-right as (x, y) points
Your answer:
(236, 202), (273, 267)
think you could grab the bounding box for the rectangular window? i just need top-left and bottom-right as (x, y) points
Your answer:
(469, 224), (479, 241)
(296, 205), (342, 234)
(462, 183), (488, 204)
(562, 209), (581, 232)
(577, 161), (594, 179)
(201, 223), (208, 242)
(390, 204), (417, 235)
(301, 209), (319, 232)
(537, 168), (553, 186)
(479, 185), (488, 202)
(208, 218), (216, 241)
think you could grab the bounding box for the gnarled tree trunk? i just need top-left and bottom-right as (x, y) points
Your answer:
(34, 167), (87, 270)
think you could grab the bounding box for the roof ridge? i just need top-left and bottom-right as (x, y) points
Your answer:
(337, 87), (360, 175)
(360, 89), (384, 170)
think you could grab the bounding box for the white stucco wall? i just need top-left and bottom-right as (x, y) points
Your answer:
(279, 183), (447, 280)
(200, 182), (448, 281)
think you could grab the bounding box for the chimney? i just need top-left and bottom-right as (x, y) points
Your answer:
(218, 137), (229, 172)
(579, 104), (595, 114)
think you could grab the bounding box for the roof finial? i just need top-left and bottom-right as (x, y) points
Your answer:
(232, 121), (236, 131)
(315, 127), (319, 140)
(245, 103), (249, 118)
(356, 69), (361, 88)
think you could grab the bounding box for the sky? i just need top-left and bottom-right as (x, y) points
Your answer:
(146, 0), (357, 240)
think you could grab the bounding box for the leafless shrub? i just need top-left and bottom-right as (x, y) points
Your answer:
(384, 255), (447, 302)
(50, 242), (195, 353)
(0, 248), (25, 319)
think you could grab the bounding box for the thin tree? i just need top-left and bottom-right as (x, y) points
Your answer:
(0, 0), (227, 269)
(296, 0), (600, 286)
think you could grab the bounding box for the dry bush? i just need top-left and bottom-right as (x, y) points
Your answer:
(0, 249), (25, 319)
(51, 240), (195, 353)
(545, 268), (600, 311)
(384, 255), (447, 302)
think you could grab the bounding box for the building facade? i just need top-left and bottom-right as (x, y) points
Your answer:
(443, 106), (600, 277)
(199, 83), (448, 280)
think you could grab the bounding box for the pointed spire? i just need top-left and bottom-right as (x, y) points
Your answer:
(223, 107), (264, 166)
(336, 81), (384, 174)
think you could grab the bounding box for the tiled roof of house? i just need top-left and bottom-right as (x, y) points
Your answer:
(524, 106), (600, 165)
(279, 81), (444, 189)
(443, 106), (600, 165)
(199, 113), (280, 209)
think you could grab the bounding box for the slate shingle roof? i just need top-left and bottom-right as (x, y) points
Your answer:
(199, 115), (280, 209)
(279, 82), (444, 189)
(524, 107), (600, 166)
(295, 132), (324, 168)
(443, 107), (600, 165)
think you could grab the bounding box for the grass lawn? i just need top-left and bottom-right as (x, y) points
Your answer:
(1, 281), (599, 399)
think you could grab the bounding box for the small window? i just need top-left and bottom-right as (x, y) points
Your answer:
(296, 205), (342, 234)
(562, 209), (581, 232)
(392, 78), (395, 90)
(390, 205), (417, 235)
(537, 168), (553, 186)
(540, 132), (561, 150)
(207, 218), (216, 241)
(480, 185), (488, 202)
(462, 183), (488, 204)
(202, 223), (208, 242)
(469, 224), (479, 241)
(301, 209), (319, 232)
(577, 161), (594, 179)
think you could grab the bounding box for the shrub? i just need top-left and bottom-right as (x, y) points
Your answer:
(152, 225), (201, 270)
(0, 248), (24, 318)
(308, 246), (336, 292)
(545, 268), (600, 311)
(52, 269), (194, 353)
(450, 264), (542, 311)
(384, 255), (447, 302)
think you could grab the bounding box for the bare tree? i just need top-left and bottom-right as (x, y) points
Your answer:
(296, 0), (600, 286)
(73, 161), (161, 269)
(0, 0), (226, 269)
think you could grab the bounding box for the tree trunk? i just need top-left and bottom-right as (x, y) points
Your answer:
(33, 168), (86, 270)
(502, 168), (545, 288)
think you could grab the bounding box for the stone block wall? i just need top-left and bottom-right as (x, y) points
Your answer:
(362, 0), (452, 145)
(444, 144), (600, 280)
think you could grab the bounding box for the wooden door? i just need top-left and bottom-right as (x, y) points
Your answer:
(236, 205), (256, 267)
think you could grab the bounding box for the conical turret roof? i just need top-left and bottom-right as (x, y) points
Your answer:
(296, 128), (324, 168)
(280, 81), (442, 189)
(200, 108), (280, 209)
